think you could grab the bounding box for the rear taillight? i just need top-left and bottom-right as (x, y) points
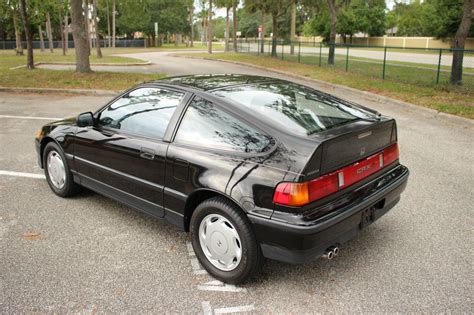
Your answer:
(383, 143), (399, 166)
(273, 143), (400, 206)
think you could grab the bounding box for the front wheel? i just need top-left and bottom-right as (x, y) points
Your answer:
(43, 142), (80, 197)
(190, 197), (263, 284)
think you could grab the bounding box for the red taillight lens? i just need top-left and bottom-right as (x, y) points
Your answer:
(383, 143), (399, 166)
(308, 172), (339, 201)
(273, 143), (400, 207)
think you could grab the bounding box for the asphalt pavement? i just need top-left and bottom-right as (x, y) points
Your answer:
(0, 56), (473, 313)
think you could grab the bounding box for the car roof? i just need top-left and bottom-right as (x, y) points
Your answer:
(151, 74), (277, 91)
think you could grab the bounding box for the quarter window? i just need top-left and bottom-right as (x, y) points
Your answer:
(174, 98), (274, 153)
(99, 87), (184, 139)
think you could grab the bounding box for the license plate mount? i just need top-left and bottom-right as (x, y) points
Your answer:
(359, 206), (375, 229)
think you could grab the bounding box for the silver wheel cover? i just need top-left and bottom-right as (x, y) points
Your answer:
(198, 214), (242, 271)
(47, 150), (66, 189)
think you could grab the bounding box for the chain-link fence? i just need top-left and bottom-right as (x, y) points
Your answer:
(236, 38), (474, 90)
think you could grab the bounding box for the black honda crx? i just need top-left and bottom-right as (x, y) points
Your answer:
(35, 75), (409, 283)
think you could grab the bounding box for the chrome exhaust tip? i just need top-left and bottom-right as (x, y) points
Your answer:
(323, 250), (334, 260)
(333, 246), (340, 256)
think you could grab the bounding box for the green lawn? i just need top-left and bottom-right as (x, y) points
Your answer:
(180, 52), (474, 119)
(0, 48), (165, 90)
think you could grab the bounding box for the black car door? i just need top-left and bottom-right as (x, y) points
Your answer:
(73, 86), (188, 218)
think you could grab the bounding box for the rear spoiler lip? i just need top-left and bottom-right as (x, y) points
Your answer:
(298, 118), (396, 182)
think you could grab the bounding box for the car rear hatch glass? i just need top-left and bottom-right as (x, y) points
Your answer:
(211, 82), (379, 137)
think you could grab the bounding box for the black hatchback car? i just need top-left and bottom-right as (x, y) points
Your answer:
(35, 74), (409, 283)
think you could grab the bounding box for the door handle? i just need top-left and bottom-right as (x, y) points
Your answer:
(140, 147), (155, 160)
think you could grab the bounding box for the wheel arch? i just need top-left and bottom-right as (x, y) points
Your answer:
(39, 136), (59, 168)
(183, 188), (245, 232)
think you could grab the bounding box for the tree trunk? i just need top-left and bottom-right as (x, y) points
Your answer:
(13, 13), (23, 55)
(39, 25), (45, 52)
(189, 4), (194, 47)
(232, 0), (237, 52)
(271, 14), (278, 57)
(57, 0), (66, 55)
(93, 0), (102, 58)
(71, 0), (91, 72)
(19, 0), (34, 69)
(85, 0), (92, 50)
(112, 0), (116, 48)
(46, 11), (54, 52)
(260, 12), (265, 53)
(450, 0), (473, 84)
(290, 0), (296, 54)
(208, 0), (212, 54)
(225, 6), (229, 51)
(327, 0), (337, 65)
(106, 0), (111, 47)
(64, 12), (68, 53)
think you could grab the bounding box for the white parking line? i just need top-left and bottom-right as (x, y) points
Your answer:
(201, 301), (212, 315)
(0, 170), (45, 179)
(187, 241), (209, 275)
(201, 301), (255, 314)
(214, 304), (256, 314)
(197, 280), (247, 293)
(0, 115), (61, 120)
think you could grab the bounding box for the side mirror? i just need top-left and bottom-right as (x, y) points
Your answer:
(77, 112), (94, 127)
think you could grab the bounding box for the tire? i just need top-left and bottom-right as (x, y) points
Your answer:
(190, 196), (263, 284)
(43, 141), (80, 197)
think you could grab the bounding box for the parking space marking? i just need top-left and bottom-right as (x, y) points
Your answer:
(187, 241), (209, 275)
(201, 301), (255, 314)
(0, 115), (61, 120)
(214, 304), (256, 314)
(0, 170), (45, 179)
(201, 301), (213, 315)
(197, 280), (247, 293)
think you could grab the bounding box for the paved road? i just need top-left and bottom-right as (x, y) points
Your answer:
(37, 51), (284, 76)
(1, 56), (473, 313)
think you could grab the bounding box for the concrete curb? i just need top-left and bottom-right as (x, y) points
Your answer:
(0, 86), (120, 96)
(9, 61), (151, 70)
(175, 54), (473, 126)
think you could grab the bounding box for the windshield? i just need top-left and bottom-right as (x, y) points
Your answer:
(212, 82), (374, 136)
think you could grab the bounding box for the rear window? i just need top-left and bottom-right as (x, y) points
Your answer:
(212, 83), (372, 136)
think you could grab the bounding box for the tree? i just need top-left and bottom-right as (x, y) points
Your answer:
(56, 0), (66, 55)
(187, 1), (194, 47)
(92, 0), (102, 58)
(70, 0), (91, 72)
(112, 0), (116, 47)
(244, 0), (271, 53)
(208, 0), (213, 53)
(290, 0), (296, 54)
(451, 0), (473, 84)
(12, 7), (23, 55)
(19, 0), (34, 69)
(46, 10), (54, 52)
(216, 0), (232, 51)
(326, 0), (337, 64)
(232, 0), (237, 51)
(267, 0), (291, 57)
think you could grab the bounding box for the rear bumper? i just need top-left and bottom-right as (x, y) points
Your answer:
(248, 164), (409, 264)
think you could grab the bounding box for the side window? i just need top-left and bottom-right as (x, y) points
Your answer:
(99, 87), (184, 139)
(174, 98), (274, 153)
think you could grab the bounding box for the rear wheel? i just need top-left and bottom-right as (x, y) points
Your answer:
(190, 196), (263, 284)
(43, 142), (80, 197)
